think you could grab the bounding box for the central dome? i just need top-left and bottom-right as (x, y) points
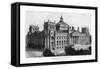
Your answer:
(56, 16), (69, 31)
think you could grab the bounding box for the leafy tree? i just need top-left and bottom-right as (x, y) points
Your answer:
(65, 46), (91, 55)
(43, 49), (54, 56)
(65, 47), (76, 55)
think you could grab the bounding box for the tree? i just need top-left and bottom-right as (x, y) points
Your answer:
(65, 47), (76, 55)
(43, 49), (54, 56)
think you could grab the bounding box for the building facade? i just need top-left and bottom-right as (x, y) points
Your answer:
(26, 16), (91, 55)
(44, 16), (69, 54)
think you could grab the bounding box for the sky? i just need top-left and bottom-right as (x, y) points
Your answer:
(25, 11), (92, 34)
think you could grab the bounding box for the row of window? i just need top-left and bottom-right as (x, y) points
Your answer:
(70, 36), (90, 44)
(56, 36), (68, 39)
(57, 40), (68, 45)
(50, 40), (68, 46)
(72, 36), (88, 39)
(57, 46), (64, 49)
(52, 46), (64, 50)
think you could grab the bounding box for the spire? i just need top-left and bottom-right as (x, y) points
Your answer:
(60, 16), (64, 22)
(72, 26), (74, 30)
(60, 16), (63, 19)
(77, 27), (79, 32)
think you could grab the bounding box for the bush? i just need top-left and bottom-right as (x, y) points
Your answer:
(43, 49), (54, 57)
(65, 47), (76, 55)
(65, 46), (91, 55)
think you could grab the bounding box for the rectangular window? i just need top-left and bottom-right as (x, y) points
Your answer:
(57, 41), (58, 45)
(51, 42), (54, 46)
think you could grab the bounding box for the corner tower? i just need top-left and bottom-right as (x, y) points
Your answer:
(44, 20), (56, 51)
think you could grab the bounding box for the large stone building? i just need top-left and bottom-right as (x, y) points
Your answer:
(26, 16), (91, 55)
(26, 25), (45, 49)
(44, 16), (69, 54)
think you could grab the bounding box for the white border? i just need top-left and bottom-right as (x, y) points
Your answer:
(20, 5), (96, 64)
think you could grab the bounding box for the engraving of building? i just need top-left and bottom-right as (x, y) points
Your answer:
(26, 16), (91, 55)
